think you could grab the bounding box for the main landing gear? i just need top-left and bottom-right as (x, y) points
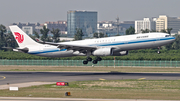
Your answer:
(92, 57), (102, 64)
(83, 57), (102, 64)
(83, 57), (92, 64)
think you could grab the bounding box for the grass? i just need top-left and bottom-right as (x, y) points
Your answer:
(1, 80), (180, 100)
(1, 65), (180, 73)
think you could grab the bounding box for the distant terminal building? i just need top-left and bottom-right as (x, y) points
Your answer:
(44, 21), (67, 32)
(119, 21), (135, 29)
(156, 15), (180, 34)
(12, 22), (41, 29)
(135, 18), (156, 34)
(11, 22), (43, 35)
(97, 21), (134, 36)
(22, 26), (33, 35)
(67, 10), (97, 38)
(12, 21), (68, 35)
(97, 26), (126, 36)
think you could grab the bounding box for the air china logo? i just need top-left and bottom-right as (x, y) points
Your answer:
(14, 32), (24, 43)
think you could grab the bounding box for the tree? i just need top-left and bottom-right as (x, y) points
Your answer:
(161, 29), (167, 33)
(34, 30), (40, 38)
(93, 32), (104, 38)
(116, 34), (120, 36)
(40, 26), (49, 41)
(0, 24), (7, 49)
(150, 29), (157, 32)
(51, 28), (61, 43)
(104, 34), (108, 37)
(172, 34), (180, 49)
(4, 32), (18, 48)
(167, 28), (173, 35)
(74, 28), (84, 40)
(141, 29), (150, 33)
(160, 28), (172, 34)
(126, 26), (135, 35)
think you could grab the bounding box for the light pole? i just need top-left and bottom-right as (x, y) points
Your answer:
(116, 17), (119, 35)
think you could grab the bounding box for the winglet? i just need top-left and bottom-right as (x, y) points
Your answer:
(35, 38), (45, 44)
(35, 38), (42, 42)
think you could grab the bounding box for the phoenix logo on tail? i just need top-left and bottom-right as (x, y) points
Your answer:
(14, 32), (24, 43)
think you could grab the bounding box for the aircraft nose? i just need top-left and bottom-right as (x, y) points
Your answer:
(173, 36), (176, 40)
(172, 36), (176, 41)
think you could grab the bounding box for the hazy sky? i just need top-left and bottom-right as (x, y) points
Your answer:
(0, 0), (180, 26)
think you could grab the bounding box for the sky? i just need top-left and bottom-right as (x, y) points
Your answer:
(0, 0), (180, 26)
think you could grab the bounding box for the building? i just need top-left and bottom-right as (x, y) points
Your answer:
(156, 15), (180, 34)
(119, 21), (135, 29)
(11, 22), (43, 34)
(135, 18), (156, 34)
(178, 30), (180, 35)
(44, 21), (67, 35)
(97, 21), (114, 29)
(156, 15), (168, 32)
(67, 10), (97, 38)
(44, 21), (67, 32)
(97, 21), (133, 36)
(22, 26), (33, 34)
(12, 21), (67, 35)
(97, 26), (126, 36)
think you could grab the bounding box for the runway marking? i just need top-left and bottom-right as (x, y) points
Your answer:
(99, 78), (106, 81)
(0, 76), (6, 80)
(138, 78), (146, 80)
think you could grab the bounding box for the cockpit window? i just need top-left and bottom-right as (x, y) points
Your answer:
(165, 35), (170, 37)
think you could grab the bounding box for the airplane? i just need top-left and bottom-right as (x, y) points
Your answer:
(8, 25), (175, 64)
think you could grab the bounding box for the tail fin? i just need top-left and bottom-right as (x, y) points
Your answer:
(9, 25), (39, 48)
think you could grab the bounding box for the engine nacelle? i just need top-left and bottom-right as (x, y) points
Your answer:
(112, 51), (128, 56)
(92, 48), (113, 56)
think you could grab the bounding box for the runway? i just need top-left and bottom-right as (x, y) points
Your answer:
(0, 97), (177, 101)
(1, 71), (180, 85)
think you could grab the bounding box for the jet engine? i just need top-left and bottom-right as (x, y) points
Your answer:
(92, 48), (113, 56)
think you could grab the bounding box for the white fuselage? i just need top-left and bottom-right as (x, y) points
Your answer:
(27, 33), (175, 57)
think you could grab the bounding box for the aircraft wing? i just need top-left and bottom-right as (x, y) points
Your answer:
(35, 38), (97, 53)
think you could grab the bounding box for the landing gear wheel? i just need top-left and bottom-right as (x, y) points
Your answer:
(83, 60), (88, 64)
(87, 57), (92, 61)
(92, 60), (98, 64)
(97, 57), (102, 61)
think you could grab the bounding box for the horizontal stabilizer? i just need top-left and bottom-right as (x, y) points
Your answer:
(3, 47), (29, 53)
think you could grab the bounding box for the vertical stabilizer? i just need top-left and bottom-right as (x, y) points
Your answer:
(9, 25), (39, 48)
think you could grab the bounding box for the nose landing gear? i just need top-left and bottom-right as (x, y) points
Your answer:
(157, 47), (161, 54)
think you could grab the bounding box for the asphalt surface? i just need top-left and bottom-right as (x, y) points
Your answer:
(1, 71), (180, 85)
(0, 97), (178, 101)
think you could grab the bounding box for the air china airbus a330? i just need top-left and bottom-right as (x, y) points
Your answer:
(8, 25), (175, 64)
